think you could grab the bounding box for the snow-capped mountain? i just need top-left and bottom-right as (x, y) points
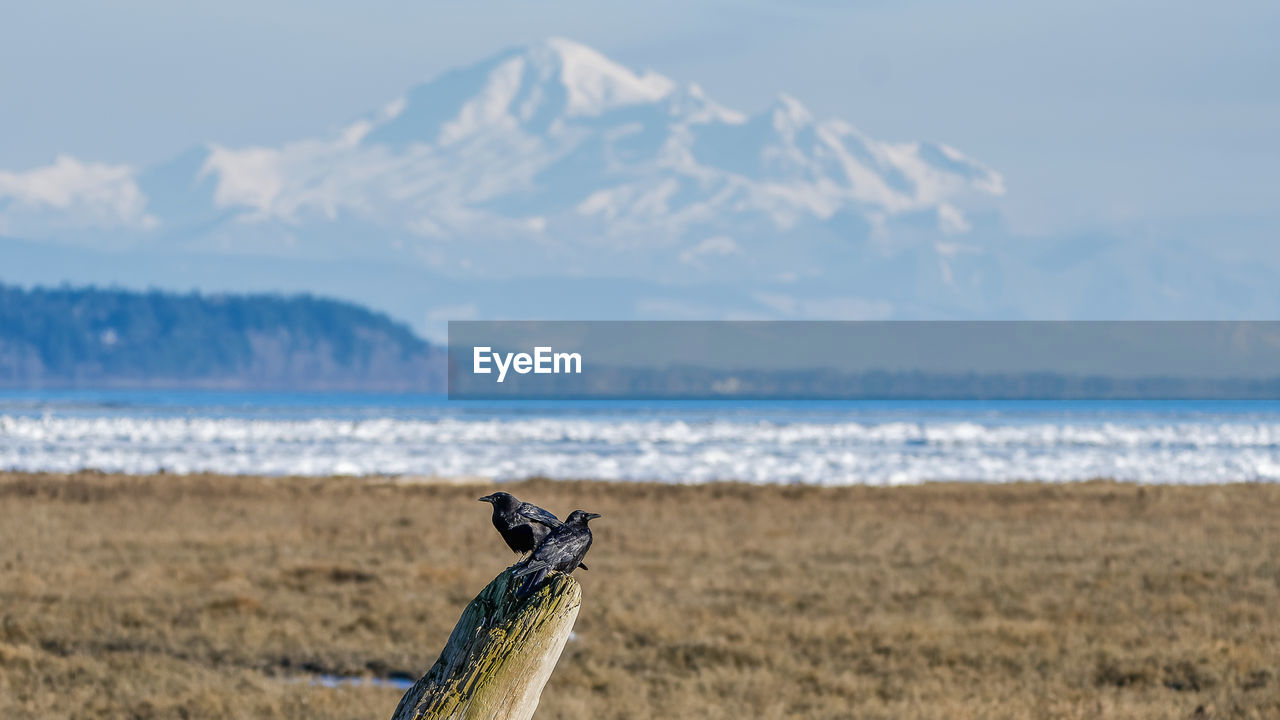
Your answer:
(6, 38), (1277, 333)
(0, 38), (1003, 283)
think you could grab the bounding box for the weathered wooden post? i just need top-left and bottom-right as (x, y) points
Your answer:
(391, 566), (581, 720)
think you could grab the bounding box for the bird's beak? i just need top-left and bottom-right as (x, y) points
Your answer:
(478, 494), (495, 503)
(586, 513), (602, 520)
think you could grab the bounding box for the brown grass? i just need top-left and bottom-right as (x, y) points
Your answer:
(1, 472), (1279, 719)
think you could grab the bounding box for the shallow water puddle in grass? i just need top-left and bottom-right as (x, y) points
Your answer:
(309, 674), (416, 690)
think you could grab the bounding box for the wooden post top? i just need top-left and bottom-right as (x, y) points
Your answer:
(391, 566), (582, 720)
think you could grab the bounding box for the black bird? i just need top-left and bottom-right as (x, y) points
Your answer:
(478, 492), (588, 570)
(513, 509), (600, 596)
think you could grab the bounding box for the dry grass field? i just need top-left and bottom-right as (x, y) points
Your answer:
(1, 472), (1279, 719)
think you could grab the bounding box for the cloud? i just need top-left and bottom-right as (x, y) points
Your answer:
(0, 155), (156, 231)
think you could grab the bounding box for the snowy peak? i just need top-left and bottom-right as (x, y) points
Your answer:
(532, 37), (676, 116)
(769, 94), (815, 134)
(361, 38), (678, 148)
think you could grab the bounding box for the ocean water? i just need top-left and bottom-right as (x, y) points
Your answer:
(2, 391), (1280, 485)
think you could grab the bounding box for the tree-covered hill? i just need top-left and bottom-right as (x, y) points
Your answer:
(0, 284), (444, 391)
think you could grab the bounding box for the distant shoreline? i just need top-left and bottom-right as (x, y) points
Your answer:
(4, 469), (1276, 488)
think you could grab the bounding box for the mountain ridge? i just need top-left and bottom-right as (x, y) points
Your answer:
(0, 38), (1003, 276)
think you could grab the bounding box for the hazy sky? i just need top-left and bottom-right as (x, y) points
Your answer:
(2, 0), (1277, 238)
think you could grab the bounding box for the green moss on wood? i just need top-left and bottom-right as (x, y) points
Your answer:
(391, 567), (582, 720)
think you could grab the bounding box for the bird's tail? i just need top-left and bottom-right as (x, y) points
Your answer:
(520, 568), (549, 597)
(513, 563), (550, 598)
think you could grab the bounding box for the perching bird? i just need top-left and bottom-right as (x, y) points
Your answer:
(513, 509), (600, 596)
(478, 492), (588, 570)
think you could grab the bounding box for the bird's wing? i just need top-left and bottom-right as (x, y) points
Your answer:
(513, 531), (589, 577)
(516, 503), (562, 529)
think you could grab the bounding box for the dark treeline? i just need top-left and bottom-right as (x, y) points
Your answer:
(0, 283), (444, 391)
(452, 366), (1280, 400)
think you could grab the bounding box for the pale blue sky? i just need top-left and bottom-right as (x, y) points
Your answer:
(2, 0), (1276, 240)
